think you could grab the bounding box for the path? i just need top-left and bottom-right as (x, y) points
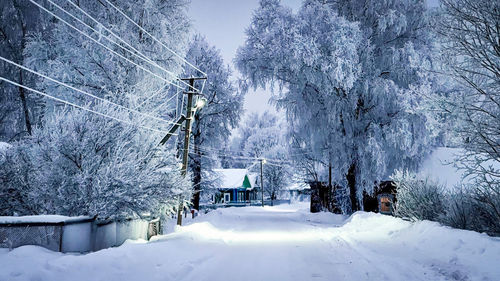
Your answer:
(1, 203), (499, 281)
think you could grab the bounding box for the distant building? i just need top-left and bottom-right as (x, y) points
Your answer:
(208, 169), (259, 205)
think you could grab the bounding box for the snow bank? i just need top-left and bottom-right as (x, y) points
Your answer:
(0, 215), (92, 224)
(338, 212), (500, 280)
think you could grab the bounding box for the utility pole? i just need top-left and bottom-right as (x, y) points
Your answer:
(176, 77), (206, 226)
(260, 158), (266, 207)
(158, 76), (206, 226)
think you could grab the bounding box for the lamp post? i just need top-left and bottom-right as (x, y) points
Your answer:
(260, 158), (266, 207)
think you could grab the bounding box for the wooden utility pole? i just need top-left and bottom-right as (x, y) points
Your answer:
(260, 158), (265, 207)
(176, 78), (195, 226)
(158, 76), (206, 226)
(177, 77), (206, 226)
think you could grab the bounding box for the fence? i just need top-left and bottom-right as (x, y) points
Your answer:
(0, 216), (161, 253)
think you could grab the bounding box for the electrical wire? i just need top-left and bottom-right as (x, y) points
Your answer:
(29, 0), (183, 91)
(102, 0), (208, 78)
(0, 76), (175, 135)
(56, 0), (196, 91)
(0, 55), (178, 126)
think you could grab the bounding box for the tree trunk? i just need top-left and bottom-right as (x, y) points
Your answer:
(191, 120), (202, 211)
(347, 163), (358, 213)
(18, 70), (31, 135)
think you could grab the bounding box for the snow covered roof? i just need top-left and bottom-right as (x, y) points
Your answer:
(287, 182), (310, 190)
(418, 147), (500, 190)
(213, 169), (253, 189)
(248, 173), (258, 188)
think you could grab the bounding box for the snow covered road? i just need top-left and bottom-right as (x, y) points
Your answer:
(1, 203), (499, 281)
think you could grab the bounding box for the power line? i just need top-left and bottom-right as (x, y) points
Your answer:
(102, 0), (208, 79)
(0, 55), (178, 126)
(0, 75), (175, 135)
(29, 0), (183, 92)
(134, 83), (170, 110)
(55, 0), (195, 91)
(186, 146), (293, 164)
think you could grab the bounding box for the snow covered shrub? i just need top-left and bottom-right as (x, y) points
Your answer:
(2, 105), (191, 220)
(468, 179), (500, 235)
(391, 170), (445, 221)
(443, 185), (476, 230)
(443, 183), (500, 236)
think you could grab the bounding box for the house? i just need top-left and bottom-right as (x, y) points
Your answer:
(210, 169), (259, 205)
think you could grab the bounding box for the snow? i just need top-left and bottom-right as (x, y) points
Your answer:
(0, 142), (11, 152)
(286, 181), (310, 190)
(0, 142), (11, 163)
(213, 168), (253, 189)
(0, 215), (92, 224)
(1, 203), (499, 281)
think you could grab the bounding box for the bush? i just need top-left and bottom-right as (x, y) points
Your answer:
(391, 170), (500, 236)
(391, 170), (445, 221)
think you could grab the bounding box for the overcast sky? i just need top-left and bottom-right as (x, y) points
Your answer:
(188, 0), (440, 117)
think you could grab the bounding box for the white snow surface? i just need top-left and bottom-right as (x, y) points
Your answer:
(0, 215), (92, 224)
(0, 142), (11, 152)
(1, 203), (499, 281)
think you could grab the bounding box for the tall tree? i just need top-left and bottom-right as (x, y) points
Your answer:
(0, 0), (47, 140)
(236, 0), (436, 212)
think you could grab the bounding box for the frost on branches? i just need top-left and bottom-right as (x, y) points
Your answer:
(0, 0), (193, 219)
(236, 0), (437, 213)
(0, 104), (191, 219)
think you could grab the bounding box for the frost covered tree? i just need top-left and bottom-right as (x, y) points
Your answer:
(180, 34), (243, 210)
(24, 0), (190, 122)
(232, 111), (291, 204)
(236, 0), (436, 213)
(0, 104), (191, 219)
(1, 0), (194, 219)
(437, 0), (500, 233)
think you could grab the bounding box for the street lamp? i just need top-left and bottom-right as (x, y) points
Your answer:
(260, 158), (265, 207)
(195, 97), (207, 110)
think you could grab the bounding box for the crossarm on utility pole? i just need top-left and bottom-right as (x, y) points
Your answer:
(159, 115), (186, 146)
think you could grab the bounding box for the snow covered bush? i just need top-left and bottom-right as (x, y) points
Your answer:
(0, 104), (191, 220)
(391, 170), (445, 221)
(467, 179), (500, 235)
(442, 185), (476, 231)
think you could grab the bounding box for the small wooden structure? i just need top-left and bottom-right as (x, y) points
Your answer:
(363, 181), (397, 215)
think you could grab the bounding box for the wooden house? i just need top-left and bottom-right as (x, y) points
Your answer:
(210, 169), (258, 205)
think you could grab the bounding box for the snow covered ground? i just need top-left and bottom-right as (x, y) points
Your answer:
(1, 203), (499, 281)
